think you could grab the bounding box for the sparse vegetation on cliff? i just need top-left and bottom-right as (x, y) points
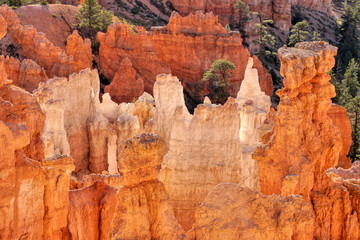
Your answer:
(202, 59), (235, 104)
(75, 0), (113, 40)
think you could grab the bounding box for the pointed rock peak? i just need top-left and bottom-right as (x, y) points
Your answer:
(204, 96), (211, 105)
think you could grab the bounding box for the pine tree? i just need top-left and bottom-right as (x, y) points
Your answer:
(202, 59), (236, 104)
(338, 0), (360, 69)
(75, 0), (113, 40)
(234, 0), (251, 46)
(312, 31), (322, 41)
(253, 13), (276, 61)
(335, 59), (360, 161)
(289, 20), (310, 46)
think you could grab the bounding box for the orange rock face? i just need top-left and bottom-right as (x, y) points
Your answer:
(253, 42), (359, 239)
(109, 133), (186, 240)
(4, 57), (48, 92)
(0, 5), (92, 78)
(104, 57), (145, 103)
(0, 14), (6, 40)
(68, 181), (118, 240)
(254, 41), (341, 200)
(98, 11), (273, 101)
(191, 184), (315, 240)
(14, 4), (79, 50)
(0, 85), (45, 160)
(166, 0), (332, 32)
(328, 104), (352, 169)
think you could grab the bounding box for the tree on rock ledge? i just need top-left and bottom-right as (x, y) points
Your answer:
(202, 59), (235, 104)
(75, 0), (113, 40)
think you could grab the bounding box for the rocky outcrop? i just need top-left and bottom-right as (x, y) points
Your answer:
(98, 11), (273, 102)
(292, 0), (332, 14)
(191, 183), (315, 240)
(4, 57), (48, 92)
(67, 181), (118, 240)
(14, 4), (79, 50)
(34, 68), (100, 171)
(66, 30), (93, 73)
(166, 0), (332, 32)
(254, 41), (340, 199)
(108, 133), (186, 240)
(156, 61), (272, 230)
(0, 14), (6, 40)
(34, 68), (154, 173)
(0, 5), (92, 78)
(104, 57), (145, 103)
(0, 85), (45, 160)
(253, 42), (358, 239)
(328, 104), (352, 169)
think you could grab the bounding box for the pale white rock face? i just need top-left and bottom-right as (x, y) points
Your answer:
(34, 68), (100, 171)
(34, 68), (147, 173)
(236, 58), (271, 149)
(152, 74), (191, 151)
(155, 69), (271, 230)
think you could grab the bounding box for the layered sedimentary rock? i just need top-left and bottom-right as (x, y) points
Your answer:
(98, 11), (273, 101)
(4, 57), (48, 92)
(254, 41), (340, 199)
(166, 0), (291, 32)
(34, 68), (100, 171)
(68, 181), (118, 240)
(156, 60), (271, 230)
(0, 14), (6, 40)
(191, 183), (315, 240)
(14, 4), (79, 50)
(166, 0), (332, 32)
(34, 68), (154, 173)
(104, 57), (145, 103)
(292, 0), (332, 13)
(253, 42), (358, 239)
(0, 85), (45, 160)
(328, 104), (352, 169)
(109, 133), (186, 240)
(0, 5), (92, 78)
(0, 58), (75, 239)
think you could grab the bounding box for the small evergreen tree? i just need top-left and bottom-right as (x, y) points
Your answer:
(75, 0), (113, 40)
(312, 31), (322, 41)
(289, 20), (310, 46)
(253, 13), (276, 61)
(334, 58), (360, 161)
(202, 59), (236, 104)
(234, 0), (251, 46)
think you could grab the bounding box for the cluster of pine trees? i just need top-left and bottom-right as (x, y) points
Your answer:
(332, 0), (360, 161)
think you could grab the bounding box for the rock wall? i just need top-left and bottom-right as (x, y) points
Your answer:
(253, 41), (359, 239)
(0, 5), (92, 79)
(328, 104), (352, 169)
(4, 57), (48, 92)
(156, 58), (272, 230)
(191, 183), (314, 240)
(98, 11), (273, 102)
(165, 0), (332, 32)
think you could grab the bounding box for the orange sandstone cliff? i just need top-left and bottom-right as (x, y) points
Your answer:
(98, 11), (273, 103)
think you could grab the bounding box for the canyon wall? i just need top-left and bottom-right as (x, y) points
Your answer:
(98, 11), (273, 103)
(157, 58), (272, 230)
(165, 0), (332, 32)
(253, 41), (360, 239)
(0, 5), (92, 79)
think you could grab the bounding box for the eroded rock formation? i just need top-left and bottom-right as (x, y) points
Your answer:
(104, 57), (145, 103)
(4, 57), (48, 92)
(156, 58), (272, 230)
(165, 0), (332, 32)
(98, 11), (273, 101)
(191, 183), (315, 240)
(0, 5), (92, 78)
(328, 104), (352, 169)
